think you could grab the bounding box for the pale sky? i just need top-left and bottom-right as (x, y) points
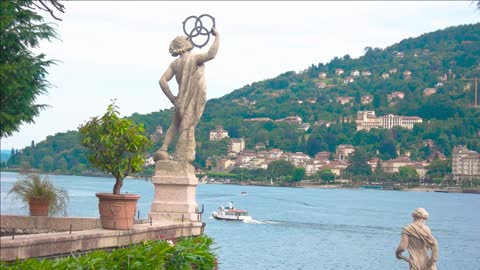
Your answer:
(1, 1), (479, 150)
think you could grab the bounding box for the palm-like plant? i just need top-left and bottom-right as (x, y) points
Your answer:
(8, 173), (70, 216)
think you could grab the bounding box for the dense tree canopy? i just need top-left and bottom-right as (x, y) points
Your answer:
(0, 0), (64, 137)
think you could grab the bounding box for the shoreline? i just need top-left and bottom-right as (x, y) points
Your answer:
(206, 181), (480, 194)
(2, 170), (478, 194)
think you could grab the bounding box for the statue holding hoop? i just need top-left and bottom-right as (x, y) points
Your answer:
(154, 14), (219, 163)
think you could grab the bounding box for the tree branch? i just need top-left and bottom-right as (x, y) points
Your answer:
(34, 0), (66, 21)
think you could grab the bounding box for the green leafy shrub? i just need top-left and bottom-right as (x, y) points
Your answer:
(0, 236), (218, 270)
(78, 101), (151, 194)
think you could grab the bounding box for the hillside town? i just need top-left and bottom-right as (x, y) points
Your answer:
(145, 122), (480, 185)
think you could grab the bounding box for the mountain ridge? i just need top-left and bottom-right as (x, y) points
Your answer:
(3, 23), (479, 173)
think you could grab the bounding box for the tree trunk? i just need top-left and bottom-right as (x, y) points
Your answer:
(113, 178), (123, 195)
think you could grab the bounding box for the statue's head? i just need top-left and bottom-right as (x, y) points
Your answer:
(411, 208), (429, 221)
(169, 36), (193, 57)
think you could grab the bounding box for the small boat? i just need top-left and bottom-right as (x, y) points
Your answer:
(240, 191), (248, 195)
(212, 201), (252, 221)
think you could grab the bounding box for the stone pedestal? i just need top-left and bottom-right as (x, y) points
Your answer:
(149, 160), (199, 222)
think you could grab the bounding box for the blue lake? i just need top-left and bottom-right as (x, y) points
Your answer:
(1, 171), (479, 269)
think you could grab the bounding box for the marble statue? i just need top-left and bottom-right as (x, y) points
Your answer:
(153, 27), (220, 163)
(396, 208), (439, 270)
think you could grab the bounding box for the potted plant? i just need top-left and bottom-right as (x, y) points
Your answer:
(79, 101), (150, 230)
(8, 173), (69, 216)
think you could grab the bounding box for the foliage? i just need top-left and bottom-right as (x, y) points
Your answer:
(345, 148), (372, 180)
(7, 173), (69, 216)
(291, 167), (306, 182)
(267, 160), (295, 181)
(426, 158), (451, 180)
(0, 236), (218, 270)
(78, 101), (151, 194)
(318, 168), (335, 182)
(394, 166), (420, 183)
(6, 23), (480, 179)
(0, 0), (61, 138)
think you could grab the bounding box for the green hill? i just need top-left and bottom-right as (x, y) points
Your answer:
(4, 23), (480, 174)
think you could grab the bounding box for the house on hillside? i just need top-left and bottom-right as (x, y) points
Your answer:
(361, 95), (373, 104)
(255, 143), (266, 151)
(299, 123), (311, 131)
(314, 120), (335, 128)
(394, 51), (405, 58)
(317, 81), (327, 89)
(149, 125), (164, 143)
(287, 152), (311, 167)
(275, 116), (302, 125)
(336, 96), (354, 105)
(423, 88), (437, 96)
(438, 74), (448, 82)
(387, 91), (405, 101)
(382, 73), (390, 79)
(362, 71), (372, 77)
(403, 70), (412, 80)
(343, 77), (354, 84)
(336, 144), (355, 161)
(209, 126), (229, 141)
(229, 138), (245, 154)
(320, 160), (348, 177)
(351, 70), (360, 77)
(381, 156), (415, 174)
(318, 72), (327, 79)
(368, 158), (380, 172)
(423, 139), (435, 148)
(335, 68), (344, 75)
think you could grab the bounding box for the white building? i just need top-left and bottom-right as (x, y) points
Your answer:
(452, 146), (480, 182)
(209, 125), (229, 141)
(229, 138), (245, 154)
(336, 144), (355, 160)
(356, 111), (422, 131)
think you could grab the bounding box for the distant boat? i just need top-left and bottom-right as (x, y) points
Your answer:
(240, 191), (248, 195)
(212, 201), (252, 221)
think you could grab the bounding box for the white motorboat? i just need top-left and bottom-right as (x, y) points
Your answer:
(212, 201), (252, 221)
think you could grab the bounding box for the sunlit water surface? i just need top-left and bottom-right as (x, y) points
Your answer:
(1, 172), (479, 270)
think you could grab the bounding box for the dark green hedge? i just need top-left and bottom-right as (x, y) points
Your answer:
(0, 236), (218, 270)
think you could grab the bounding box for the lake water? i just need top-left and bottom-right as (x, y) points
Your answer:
(1, 171), (479, 269)
(0, 150), (10, 163)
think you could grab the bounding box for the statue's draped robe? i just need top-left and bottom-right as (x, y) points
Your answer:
(174, 54), (206, 161)
(402, 223), (438, 270)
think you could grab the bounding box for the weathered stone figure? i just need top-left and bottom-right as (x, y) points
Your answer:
(154, 28), (220, 163)
(396, 208), (439, 270)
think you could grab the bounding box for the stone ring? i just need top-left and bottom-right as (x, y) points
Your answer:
(182, 14), (216, 48)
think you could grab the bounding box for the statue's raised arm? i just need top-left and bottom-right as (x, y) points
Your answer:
(196, 28), (220, 65)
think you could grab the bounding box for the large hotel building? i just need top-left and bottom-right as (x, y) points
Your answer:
(452, 145), (480, 182)
(355, 111), (423, 131)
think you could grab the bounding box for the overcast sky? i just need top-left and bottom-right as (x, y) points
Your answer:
(1, 1), (479, 150)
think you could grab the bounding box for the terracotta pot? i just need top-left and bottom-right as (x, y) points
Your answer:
(29, 197), (50, 216)
(96, 193), (140, 230)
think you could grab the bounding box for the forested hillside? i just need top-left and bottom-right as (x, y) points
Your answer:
(4, 23), (480, 174)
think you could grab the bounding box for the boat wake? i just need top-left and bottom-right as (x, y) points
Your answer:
(242, 219), (283, 225)
(242, 218), (263, 224)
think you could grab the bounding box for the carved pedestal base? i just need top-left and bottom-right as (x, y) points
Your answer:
(149, 160), (199, 222)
